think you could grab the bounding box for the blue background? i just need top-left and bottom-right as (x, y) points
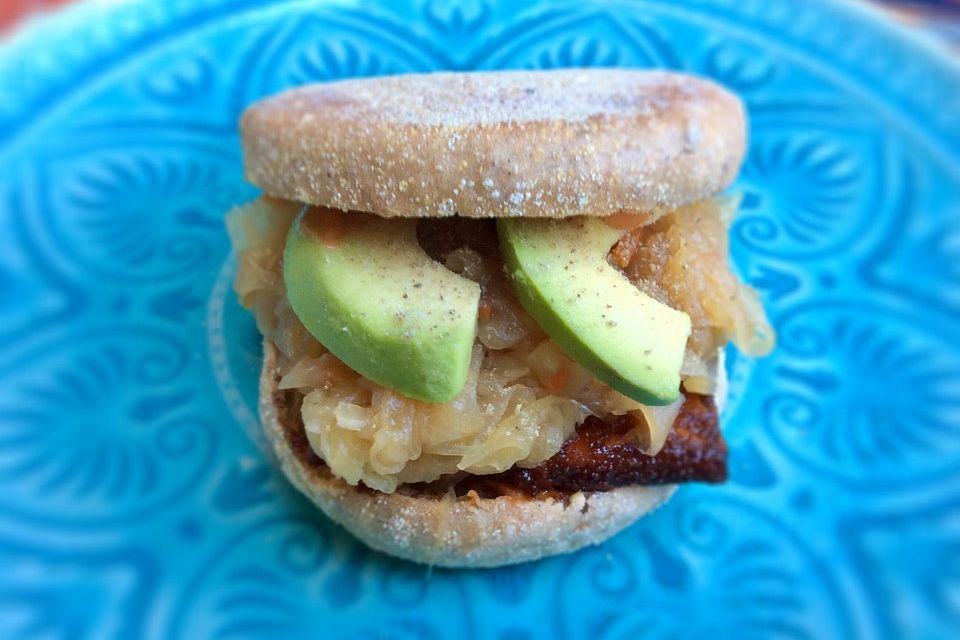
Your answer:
(0, 0), (958, 638)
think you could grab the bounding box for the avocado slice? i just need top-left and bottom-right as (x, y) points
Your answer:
(497, 217), (691, 405)
(283, 208), (481, 403)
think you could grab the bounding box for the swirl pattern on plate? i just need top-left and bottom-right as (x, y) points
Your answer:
(0, 329), (218, 525)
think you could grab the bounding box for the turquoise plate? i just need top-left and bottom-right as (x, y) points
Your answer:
(1, 1), (958, 637)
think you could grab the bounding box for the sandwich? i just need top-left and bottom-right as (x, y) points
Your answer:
(227, 69), (774, 567)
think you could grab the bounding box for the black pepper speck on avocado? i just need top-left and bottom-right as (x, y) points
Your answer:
(283, 212), (481, 403)
(498, 215), (690, 405)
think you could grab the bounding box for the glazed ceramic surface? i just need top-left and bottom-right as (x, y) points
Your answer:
(1, 0), (958, 638)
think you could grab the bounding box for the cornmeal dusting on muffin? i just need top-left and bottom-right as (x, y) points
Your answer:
(242, 70), (744, 219)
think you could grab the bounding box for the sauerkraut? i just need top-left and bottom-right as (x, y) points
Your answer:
(228, 195), (773, 493)
(612, 197), (775, 358)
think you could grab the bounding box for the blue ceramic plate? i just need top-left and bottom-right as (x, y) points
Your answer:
(1, 1), (958, 638)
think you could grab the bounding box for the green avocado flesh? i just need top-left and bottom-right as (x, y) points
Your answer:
(283, 209), (481, 403)
(497, 217), (691, 405)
